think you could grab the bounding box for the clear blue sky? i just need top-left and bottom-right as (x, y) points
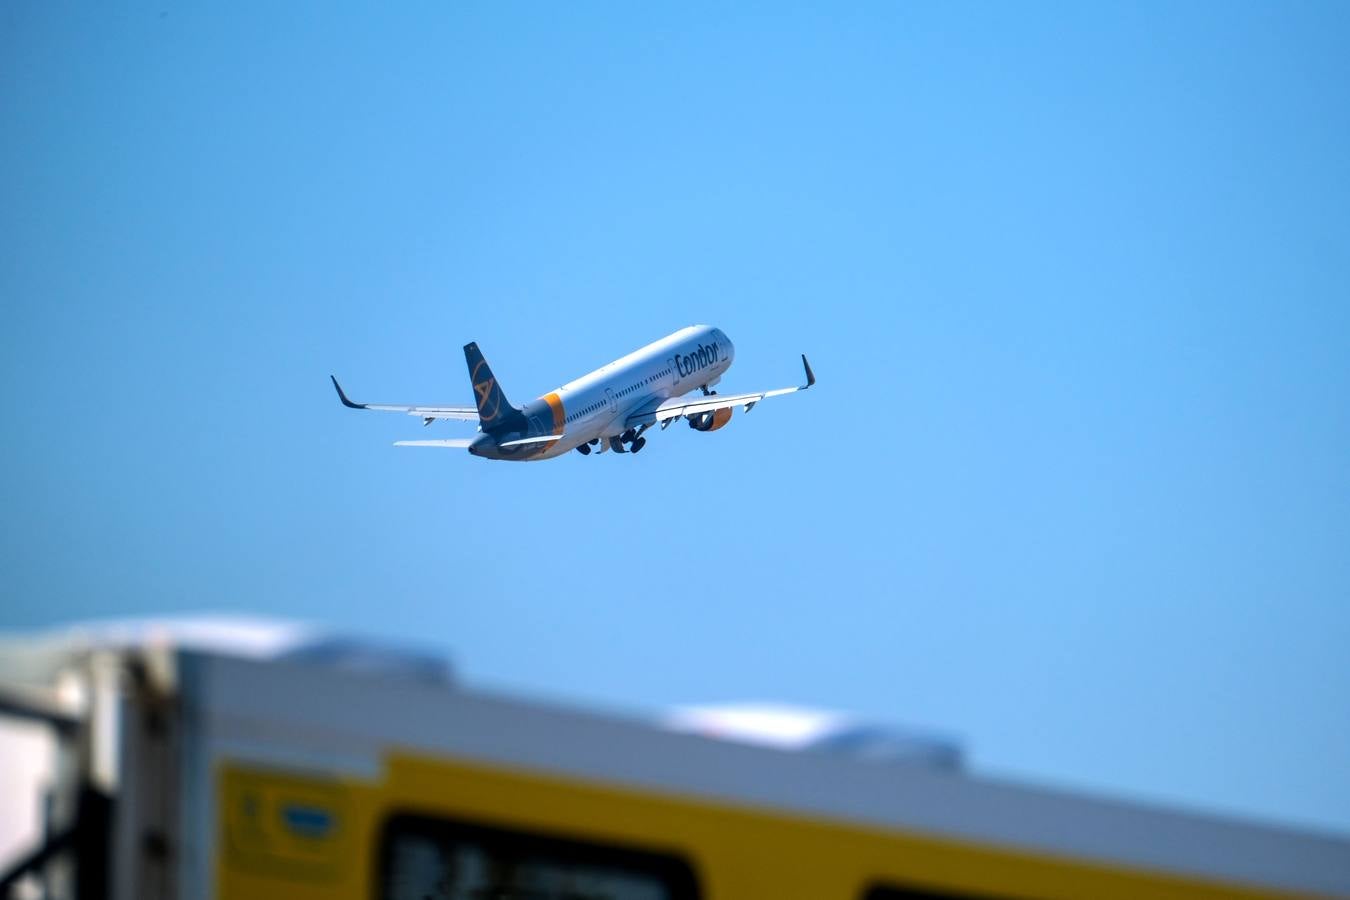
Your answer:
(3, 2), (1348, 835)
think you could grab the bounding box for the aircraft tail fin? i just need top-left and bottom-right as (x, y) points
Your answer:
(463, 342), (522, 431)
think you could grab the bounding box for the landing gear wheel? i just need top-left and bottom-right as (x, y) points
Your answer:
(630, 437), (647, 454)
(575, 443), (591, 456)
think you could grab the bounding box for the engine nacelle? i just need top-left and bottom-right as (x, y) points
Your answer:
(688, 407), (733, 432)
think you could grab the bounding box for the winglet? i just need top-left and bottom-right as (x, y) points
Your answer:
(801, 355), (816, 388)
(330, 375), (366, 409)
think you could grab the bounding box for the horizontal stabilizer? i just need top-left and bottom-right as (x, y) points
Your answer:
(499, 434), (565, 448)
(394, 439), (473, 449)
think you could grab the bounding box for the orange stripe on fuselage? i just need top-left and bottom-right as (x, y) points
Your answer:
(542, 393), (566, 435)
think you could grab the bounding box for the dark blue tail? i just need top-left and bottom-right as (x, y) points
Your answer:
(464, 342), (524, 432)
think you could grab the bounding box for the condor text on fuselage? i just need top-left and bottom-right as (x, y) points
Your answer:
(331, 325), (814, 461)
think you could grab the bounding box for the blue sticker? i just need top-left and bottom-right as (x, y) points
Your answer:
(281, 804), (334, 839)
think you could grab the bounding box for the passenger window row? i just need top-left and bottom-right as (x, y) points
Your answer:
(566, 401), (606, 424)
(563, 368), (675, 424)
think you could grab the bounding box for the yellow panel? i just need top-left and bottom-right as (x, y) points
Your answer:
(216, 754), (1316, 900)
(219, 767), (358, 889)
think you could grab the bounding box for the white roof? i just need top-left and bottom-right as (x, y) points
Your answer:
(663, 702), (962, 769)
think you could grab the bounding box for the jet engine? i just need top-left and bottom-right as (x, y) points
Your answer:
(688, 407), (733, 432)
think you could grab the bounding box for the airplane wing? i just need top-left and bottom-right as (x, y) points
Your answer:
(625, 355), (816, 429)
(330, 376), (479, 423)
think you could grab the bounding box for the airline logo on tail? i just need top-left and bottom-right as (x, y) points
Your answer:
(471, 361), (500, 423)
(463, 341), (520, 430)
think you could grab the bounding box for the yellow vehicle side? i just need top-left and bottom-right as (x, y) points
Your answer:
(217, 754), (1310, 900)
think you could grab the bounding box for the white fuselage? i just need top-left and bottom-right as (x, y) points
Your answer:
(510, 325), (734, 461)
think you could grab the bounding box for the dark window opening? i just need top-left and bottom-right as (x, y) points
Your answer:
(379, 813), (701, 900)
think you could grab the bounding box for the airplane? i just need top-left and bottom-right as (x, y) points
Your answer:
(330, 325), (814, 461)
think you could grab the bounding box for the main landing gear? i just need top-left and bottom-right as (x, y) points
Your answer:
(593, 428), (650, 456)
(627, 425), (651, 454)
